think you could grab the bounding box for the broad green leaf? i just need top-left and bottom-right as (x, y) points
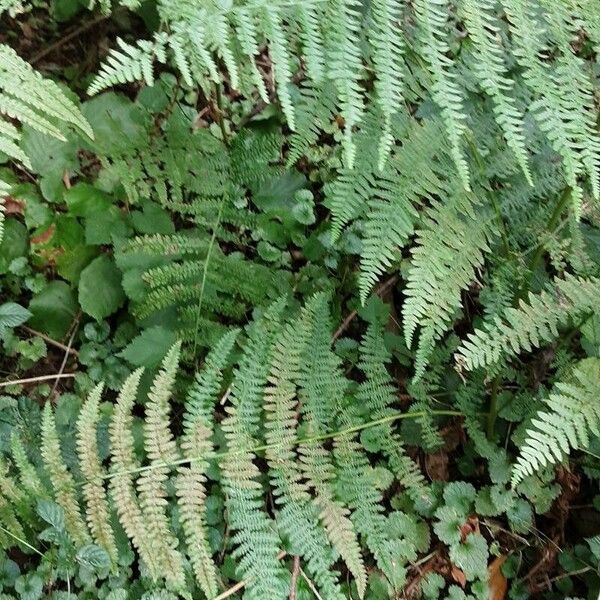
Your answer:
(0, 302), (32, 333)
(118, 326), (177, 368)
(79, 255), (125, 320)
(28, 281), (78, 339)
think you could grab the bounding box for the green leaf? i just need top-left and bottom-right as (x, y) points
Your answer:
(79, 255), (125, 321)
(37, 500), (65, 531)
(118, 326), (177, 368)
(76, 544), (111, 572)
(28, 281), (78, 339)
(0, 303), (32, 335)
(0, 219), (28, 274)
(449, 533), (489, 581)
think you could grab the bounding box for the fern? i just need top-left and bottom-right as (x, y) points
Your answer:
(136, 343), (185, 590)
(512, 358), (600, 486)
(458, 0), (532, 184)
(41, 404), (90, 547)
(456, 274), (600, 371)
(413, 0), (471, 189)
(76, 383), (119, 565)
(403, 187), (492, 380)
(176, 329), (238, 598)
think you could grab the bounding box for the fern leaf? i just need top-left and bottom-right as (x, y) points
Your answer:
(456, 274), (600, 371)
(459, 0), (532, 184)
(109, 368), (159, 578)
(41, 404), (90, 546)
(512, 358), (600, 486)
(220, 302), (289, 599)
(369, 0), (405, 168)
(403, 189), (491, 379)
(265, 318), (345, 600)
(88, 34), (168, 95)
(10, 432), (48, 498)
(176, 330), (238, 597)
(413, 0), (470, 189)
(76, 383), (118, 565)
(137, 343), (185, 590)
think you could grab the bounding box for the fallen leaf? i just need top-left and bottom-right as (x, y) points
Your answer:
(488, 556), (508, 600)
(4, 197), (24, 215)
(451, 565), (467, 588)
(31, 224), (56, 245)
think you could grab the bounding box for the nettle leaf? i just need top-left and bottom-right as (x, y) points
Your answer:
(433, 506), (464, 546)
(37, 499), (65, 531)
(449, 533), (489, 581)
(0, 302), (31, 335)
(76, 544), (111, 572)
(79, 255), (125, 320)
(28, 281), (78, 339)
(118, 326), (177, 368)
(443, 482), (476, 514)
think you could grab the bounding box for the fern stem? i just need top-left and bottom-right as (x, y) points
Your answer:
(520, 187), (572, 299)
(0, 525), (43, 556)
(214, 83), (230, 146)
(94, 409), (464, 483)
(191, 198), (225, 358)
(486, 376), (500, 440)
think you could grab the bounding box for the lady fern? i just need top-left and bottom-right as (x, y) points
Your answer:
(512, 359), (600, 486)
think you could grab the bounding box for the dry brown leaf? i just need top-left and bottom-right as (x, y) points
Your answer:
(488, 556), (508, 600)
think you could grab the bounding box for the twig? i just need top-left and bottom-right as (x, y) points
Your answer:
(0, 373), (76, 388)
(30, 14), (108, 64)
(213, 551), (288, 600)
(289, 556), (300, 600)
(299, 567), (323, 600)
(20, 326), (79, 357)
(49, 317), (80, 399)
(332, 274), (399, 341)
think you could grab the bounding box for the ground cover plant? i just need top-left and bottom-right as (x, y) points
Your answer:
(1, 0), (600, 598)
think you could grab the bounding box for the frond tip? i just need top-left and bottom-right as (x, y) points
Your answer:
(512, 358), (600, 486)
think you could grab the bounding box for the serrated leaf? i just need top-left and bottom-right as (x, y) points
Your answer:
(76, 544), (111, 571)
(0, 302), (32, 335)
(28, 281), (78, 339)
(79, 255), (125, 320)
(449, 533), (489, 581)
(118, 326), (177, 368)
(37, 500), (65, 531)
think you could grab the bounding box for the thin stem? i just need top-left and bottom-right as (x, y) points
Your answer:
(214, 83), (230, 146)
(95, 409), (464, 483)
(0, 373), (76, 388)
(191, 198), (225, 359)
(487, 376), (500, 440)
(0, 525), (43, 556)
(519, 187), (572, 300)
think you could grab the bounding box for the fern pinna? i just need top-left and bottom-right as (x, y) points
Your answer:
(1, 296), (446, 599)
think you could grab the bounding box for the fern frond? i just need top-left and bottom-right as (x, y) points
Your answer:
(403, 189), (491, 379)
(413, 0), (470, 189)
(76, 383), (118, 565)
(325, 0), (364, 167)
(265, 318), (345, 600)
(368, 0), (405, 167)
(41, 404), (90, 546)
(220, 301), (289, 599)
(358, 116), (450, 303)
(357, 318), (432, 505)
(512, 358), (600, 486)
(109, 368), (159, 578)
(176, 329), (238, 597)
(459, 0), (532, 184)
(137, 343), (185, 590)
(10, 432), (48, 498)
(88, 34), (168, 95)
(456, 274), (600, 371)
